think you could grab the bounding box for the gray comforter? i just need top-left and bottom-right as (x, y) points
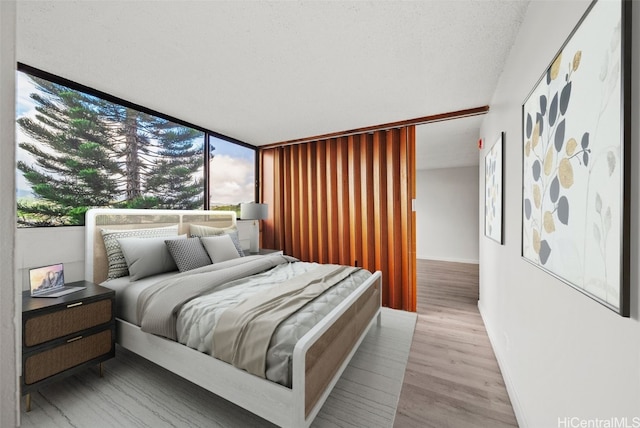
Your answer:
(212, 264), (359, 378)
(137, 254), (296, 340)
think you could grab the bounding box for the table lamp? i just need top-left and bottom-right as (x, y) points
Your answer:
(240, 203), (268, 253)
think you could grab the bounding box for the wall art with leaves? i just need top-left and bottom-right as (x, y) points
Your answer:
(521, 0), (629, 316)
(485, 133), (504, 244)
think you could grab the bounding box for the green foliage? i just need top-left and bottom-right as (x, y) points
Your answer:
(67, 206), (89, 225)
(16, 73), (207, 227)
(112, 196), (160, 209)
(17, 199), (69, 227)
(210, 203), (241, 218)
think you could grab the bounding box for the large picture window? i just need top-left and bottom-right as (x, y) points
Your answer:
(16, 66), (256, 227)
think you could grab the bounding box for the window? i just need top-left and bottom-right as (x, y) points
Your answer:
(208, 135), (256, 217)
(15, 66), (256, 226)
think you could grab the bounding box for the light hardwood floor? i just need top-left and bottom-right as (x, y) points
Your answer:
(21, 308), (417, 428)
(394, 259), (518, 428)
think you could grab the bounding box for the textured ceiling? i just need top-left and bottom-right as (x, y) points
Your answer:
(17, 0), (529, 169)
(416, 115), (485, 171)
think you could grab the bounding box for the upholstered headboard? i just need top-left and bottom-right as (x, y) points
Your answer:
(85, 208), (238, 284)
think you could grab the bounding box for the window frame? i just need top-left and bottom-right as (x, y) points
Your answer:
(16, 63), (259, 213)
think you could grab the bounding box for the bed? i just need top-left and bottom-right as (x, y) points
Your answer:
(84, 208), (382, 427)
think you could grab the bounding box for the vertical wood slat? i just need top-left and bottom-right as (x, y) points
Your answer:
(260, 126), (416, 311)
(284, 146), (294, 255)
(336, 138), (350, 265)
(361, 134), (375, 271)
(373, 131), (389, 308)
(348, 136), (362, 267)
(399, 127), (410, 311)
(316, 141), (328, 264)
(277, 148), (286, 251)
(307, 144), (318, 263)
(293, 145), (302, 258)
(384, 131), (395, 307)
(298, 145), (310, 262)
(408, 125), (417, 312)
(386, 129), (402, 308)
(326, 140), (339, 263)
(260, 149), (275, 248)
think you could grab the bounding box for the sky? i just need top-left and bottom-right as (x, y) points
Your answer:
(209, 135), (256, 204)
(209, 153), (255, 205)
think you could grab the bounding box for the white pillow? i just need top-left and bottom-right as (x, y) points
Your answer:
(117, 235), (186, 281)
(200, 235), (241, 264)
(189, 224), (244, 256)
(101, 225), (179, 279)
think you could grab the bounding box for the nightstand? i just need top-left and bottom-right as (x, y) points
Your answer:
(249, 248), (284, 256)
(21, 281), (115, 412)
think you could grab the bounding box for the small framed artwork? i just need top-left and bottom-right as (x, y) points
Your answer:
(521, 0), (630, 316)
(485, 132), (504, 244)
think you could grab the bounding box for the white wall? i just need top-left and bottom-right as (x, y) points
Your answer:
(16, 227), (85, 289)
(416, 166), (479, 263)
(0, 1), (18, 425)
(479, 1), (640, 427)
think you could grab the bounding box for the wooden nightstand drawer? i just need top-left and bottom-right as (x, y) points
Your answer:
(24, 299), (112, 347)
(24, 329), (113, 385)
(22, 281), (116, 411)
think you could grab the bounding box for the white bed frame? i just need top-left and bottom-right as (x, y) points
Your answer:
(85, 208), (382, 427)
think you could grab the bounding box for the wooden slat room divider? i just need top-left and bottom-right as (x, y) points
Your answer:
(260, 127), (416, 312)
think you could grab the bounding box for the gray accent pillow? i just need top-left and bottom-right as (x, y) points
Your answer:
(101, 225), (179, 279)
(189, 224), (244, 257)
(201, 235), (241, 264)
(118, 235), (186, 281)
(165, 237), (212, 272)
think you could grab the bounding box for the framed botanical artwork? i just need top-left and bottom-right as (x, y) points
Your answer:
(485, 133), (504, 244)
(521, 0), (630, 316)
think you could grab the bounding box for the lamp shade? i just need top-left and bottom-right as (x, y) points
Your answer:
(240, 203), (268, 220)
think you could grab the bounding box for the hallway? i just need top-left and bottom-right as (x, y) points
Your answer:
(394, 259), (518, 427)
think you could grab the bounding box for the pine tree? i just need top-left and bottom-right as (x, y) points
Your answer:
(106, 107), (205, 209)
(144, 122), (205, 209)
(17, 77), (120, 225)
(17, 73), (207, 225)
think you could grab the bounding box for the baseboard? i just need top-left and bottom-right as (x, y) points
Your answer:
(416, 255), (479, 265)
(478, 302), (528, 428)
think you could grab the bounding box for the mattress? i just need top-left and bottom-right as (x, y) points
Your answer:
(102, 258), (371, 387)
